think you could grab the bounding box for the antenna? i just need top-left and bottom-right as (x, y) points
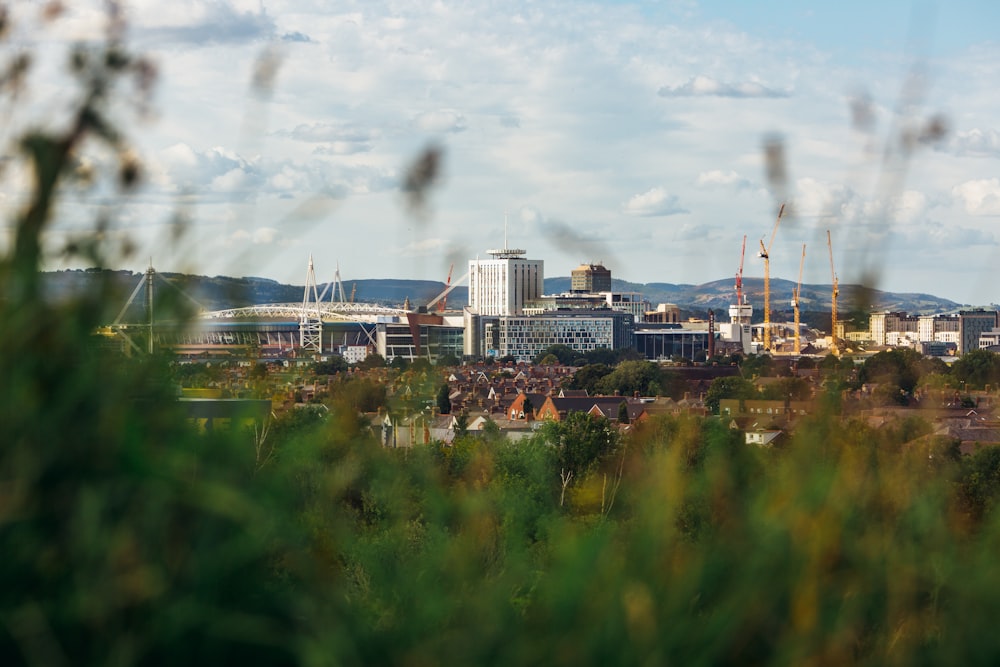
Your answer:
(504, 210), (508, 250)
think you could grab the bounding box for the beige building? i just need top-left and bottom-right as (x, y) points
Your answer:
(570, 263), (612, 293)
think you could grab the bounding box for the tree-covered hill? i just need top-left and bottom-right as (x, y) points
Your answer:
(44, 270), (963, 318)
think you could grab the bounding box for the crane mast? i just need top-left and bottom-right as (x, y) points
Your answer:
(827, 229), (839, 354)
(759, 202), (785, 352)
(438, 263), (454, 312)
(792, 243), (805, 355)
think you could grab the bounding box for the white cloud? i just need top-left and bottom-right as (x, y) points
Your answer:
(413, 110), (468, 134)
(252, 227), (279, 244)
(696, 170), (753, 189)
(952, 179), (1000, 216)
(945, 128), (1000, 157)
(131, 0), (278, 45)
(658, 75), (789, 98)
(393, 238), (450, 257)
(622, 188), (687, 217)
(892, 190), (928, 224)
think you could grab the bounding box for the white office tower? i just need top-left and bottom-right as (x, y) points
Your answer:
(725, 297), (754, 354)
(468, 247), (543, 316)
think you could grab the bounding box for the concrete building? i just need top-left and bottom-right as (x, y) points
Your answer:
(960, 310), (998, 354)
(478, 310), (635, 363)
(571, 263), (612, 293)
(918, 314), (960, 344)
(634, 324), (712, 361)
(870, 312), (918, 347)
(467, 247), (544, 317)
(645, 303), (682, 324)
(868, 310), (996, 356)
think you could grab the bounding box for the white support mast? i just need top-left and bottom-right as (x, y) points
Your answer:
(300, 255), (322, 353)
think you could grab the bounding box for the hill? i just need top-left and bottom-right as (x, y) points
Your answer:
(43, 269), (964, 321)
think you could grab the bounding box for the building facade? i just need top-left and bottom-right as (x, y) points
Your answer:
(478, 310), (635, 362)
(468, 248), (544, 317)
(570, 263), (612, 293)
(634, 325), (712, 361)
(960, 310), (999, 354)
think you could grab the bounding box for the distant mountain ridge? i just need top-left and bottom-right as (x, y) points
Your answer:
(43, 269), (965, 319)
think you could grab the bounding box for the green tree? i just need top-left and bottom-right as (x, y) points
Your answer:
(436, 383), (452, 414)
(567, 363), (612, 394)
(453, 410), (469, 436)
(539, 412), (618, 507)
(359, 352), (386, 369)
(705, 376), (757, 414)
(741, 354), (775, 378)
(436, 352), (460, 367)
(533, 343), (576, 365)
(859, 348), (924, 399)
(952, 349), (1000, 390)
(595, 359), (662, 397)
(314, 357), (348, 375)
(759, 376), (812, 401)
(617, 401), (630, 424)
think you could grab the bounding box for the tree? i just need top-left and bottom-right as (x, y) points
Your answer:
(436, 383), (452, 414)
(952, 349), (1000, 390)
(859, 348), (924, 398)
(705, 376), (757, 414)
(596, 360), (661, 397)
(617, 401), (630, 424)
(436, 352), (460, 367)
(453, 411), (469, 436)
(567, 363), (612, 394)
(741, 354), (775, 378)
(359, 352), (386, 369)
(314, 357), (348, 375)
(539, 412), (618, 507)
(533, 344), (576, 365)
(759, 376), (812, 402)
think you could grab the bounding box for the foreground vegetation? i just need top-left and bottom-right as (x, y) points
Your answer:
(7, 8), (1000, 665)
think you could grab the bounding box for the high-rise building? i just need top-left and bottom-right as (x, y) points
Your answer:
(467, 247), (543, 317)
(570, 263), (612, 293)
(959, 310), (998, 354)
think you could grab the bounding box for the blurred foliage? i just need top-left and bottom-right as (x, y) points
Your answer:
(9, 6), (1000, 667)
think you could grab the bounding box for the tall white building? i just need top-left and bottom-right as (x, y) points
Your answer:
(467, 247), (543, 317)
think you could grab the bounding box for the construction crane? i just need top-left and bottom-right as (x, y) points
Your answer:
(437, 263), (454, 312)
(426, 269), (469, 311)
(827, 229), (839, 354)
(792, 243), (805, 355)
(758, 202), (785, 352)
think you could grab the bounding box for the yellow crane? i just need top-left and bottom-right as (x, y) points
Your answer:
(792, 243), (805, 355)
(758, 202), (785, 352)
(827, 229), (839, 354)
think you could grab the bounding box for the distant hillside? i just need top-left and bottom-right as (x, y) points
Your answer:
(545, 276), (961, 315)
(43, 269), (963, 320)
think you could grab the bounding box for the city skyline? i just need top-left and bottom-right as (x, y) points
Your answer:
(3, 1), (999, 305)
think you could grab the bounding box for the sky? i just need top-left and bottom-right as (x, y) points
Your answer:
(2, 0), (1000, 306)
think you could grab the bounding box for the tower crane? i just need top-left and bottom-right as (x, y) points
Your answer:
(437, 263), (454, 312)
(792, 243), (805, 355)
(758, 202), (785, 352)
(827, 229), (839, 354)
